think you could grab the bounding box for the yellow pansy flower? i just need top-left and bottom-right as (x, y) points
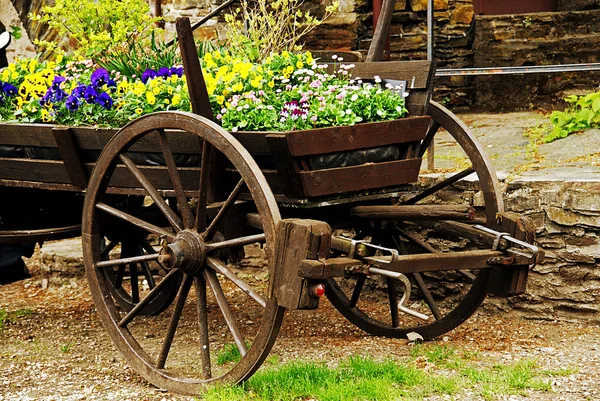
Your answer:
(216, 95), (225, 105)
(133, 82), (146, 96)
(146, 91), (156, 105)
(135, 107), (143, 115)
(172, 94), (182, 106)
(28, 59), (38, 73)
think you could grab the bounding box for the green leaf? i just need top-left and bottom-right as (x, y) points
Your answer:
(9, 26), (22, 40)
(592, 98), (600, 112)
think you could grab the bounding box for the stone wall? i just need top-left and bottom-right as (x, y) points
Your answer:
(485, 179), (600, 322)
(474, 10), (600, 111)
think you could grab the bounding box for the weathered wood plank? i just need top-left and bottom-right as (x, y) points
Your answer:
(298, 158), (421, 197)
(284, 116), (430, 157)
(350, 204), (476, 221)
(273, 219), (331, 310)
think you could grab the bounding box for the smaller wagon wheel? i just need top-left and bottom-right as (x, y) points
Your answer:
(83, 112), (284, 394)
(325, 101), (504, 340)
(100, 225), (182, 316)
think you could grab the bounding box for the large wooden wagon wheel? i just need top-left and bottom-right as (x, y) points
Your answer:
(325, 100), (504, 340)
(83, 111), (284, 394)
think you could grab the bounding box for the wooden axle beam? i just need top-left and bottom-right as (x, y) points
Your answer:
(298, 249), (533, 280)
(350, 204), (476, 221)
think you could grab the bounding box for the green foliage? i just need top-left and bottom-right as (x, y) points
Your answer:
(224, 0), (339, 62)
(201, 352), (560, 401)
(217, 343), (243, 366)
(98, 31), (180, 79)
(548, 91), (600, 142)
(10, 26), (22, 40)
(29, 0), (162, 60)
(60, 341), (76, 353)
(0, 308), (35, 331)
(0, 309), (7, 331)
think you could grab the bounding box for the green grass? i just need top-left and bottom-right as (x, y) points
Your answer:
(0, 308), (35, 332)
(217, 343), (243, 366)
(200, 344), (565, 401)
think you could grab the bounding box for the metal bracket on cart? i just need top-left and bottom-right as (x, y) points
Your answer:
(473, 225), (539, 267)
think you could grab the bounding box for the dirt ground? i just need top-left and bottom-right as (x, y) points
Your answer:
(1, 246), (600, 401)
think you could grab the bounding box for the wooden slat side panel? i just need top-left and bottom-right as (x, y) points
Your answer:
(106, 165), (201, 190)
(298, 158), (422, 197)
(0, 157), (203, 191)
(328, 61), (434, 89)
(283, 116), (431, 157)
(71, 127), (205, 154)
(0, 123), (57, 146)
(0, 158), (72, 184)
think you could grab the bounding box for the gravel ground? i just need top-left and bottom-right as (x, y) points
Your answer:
(1, 247), (599, 401)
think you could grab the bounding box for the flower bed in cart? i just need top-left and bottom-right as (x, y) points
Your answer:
(0, 50), (428, 198)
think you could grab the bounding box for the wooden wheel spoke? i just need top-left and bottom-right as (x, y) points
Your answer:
(457, 270), (476, 282)
(204, 269), (248, 357)
(130, 263), (139, 303)
(194, 275), (212, 379)
(115, 265), (126, 289)
(204, 179), (245, 240)
(402, 166), (475, 205)
(349, 275), (366, 308)
(96, 203), (175, 241)
(158, 130), (195, 229)
(119, 153), (184, 232)
(411, 272), (442, 321)
(141, 238), (157, 255)
(95, 252), (161, 269)
(205, 233), (265, 253)
(207, 257), (267, 308)
(157, 274), (194, 369)
(195, 140), (213, 232)
(387, 278), (400, 328)
(118, 269), (180, 327)
(101, 240), (119, 259)
(140, 260), (156, 288)
(418, 120), (441, 158)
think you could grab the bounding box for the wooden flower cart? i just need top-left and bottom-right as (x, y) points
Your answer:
(0, 18), (542, 395)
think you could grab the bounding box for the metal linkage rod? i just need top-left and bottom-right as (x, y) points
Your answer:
(436, 63), (600, 77)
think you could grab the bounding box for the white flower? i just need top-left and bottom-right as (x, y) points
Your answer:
(350, 94), (358, 101)
(332, 55), (338, 60)
(374, 75), (382, 83)
(232, 127), (238, 132)
(377, 110), (384, 116)
(396, 106), (403, 113)
(345, 109), (352, 115)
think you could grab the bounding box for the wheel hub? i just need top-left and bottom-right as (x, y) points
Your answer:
(159, 230), (207, 275)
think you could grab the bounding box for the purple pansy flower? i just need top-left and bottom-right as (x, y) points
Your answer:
(72, 84), (86, 98)
(51, 76), (66, 92)
(83, 85), (98, 104)
(1, 82), (18, 97)
(97, 92), (113, 109)
(91, 68), (111, 88)
(141, 68), (158, 83)
(169, 67), (183, 77)
(158, 67), (171, 78)
(65, 95), (80, 111)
